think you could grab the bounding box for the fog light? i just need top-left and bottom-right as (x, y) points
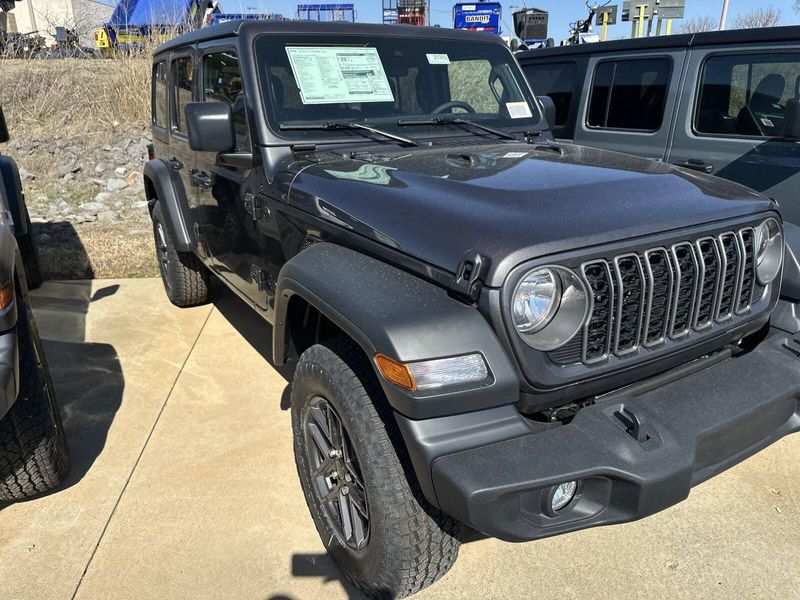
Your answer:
(551, 481), (577, 511)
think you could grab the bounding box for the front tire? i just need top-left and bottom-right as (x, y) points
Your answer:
(291, 340), (461, 599)
(0, 294), (68, 500)
(151, 202), (209, 307)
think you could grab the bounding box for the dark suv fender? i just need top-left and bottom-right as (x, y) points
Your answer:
(273, 242), (519, 420)
(0, 155), (30, 238)
(143, 159), (193, 252)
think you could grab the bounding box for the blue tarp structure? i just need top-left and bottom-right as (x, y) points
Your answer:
(107, 0), (190, 28)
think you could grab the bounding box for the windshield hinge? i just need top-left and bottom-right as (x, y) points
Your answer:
(451, 250), (489, 303)
(291, 143), (317, 159)
(243, 193), (270, 222)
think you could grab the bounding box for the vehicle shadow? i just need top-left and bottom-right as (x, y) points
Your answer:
(212, 285), (294, 409)
(267, 553), (367, 599)
(0, 224), (124, 508)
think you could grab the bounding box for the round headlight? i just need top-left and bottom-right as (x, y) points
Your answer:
(512, 268), (561, 334)
(512, 266), (589, 351)
(755, 218), (783, 285)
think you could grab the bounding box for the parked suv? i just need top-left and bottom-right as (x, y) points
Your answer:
(517, 26), (800, 224)
(0, 106), (69, 501)
(146, 21), (800, 598)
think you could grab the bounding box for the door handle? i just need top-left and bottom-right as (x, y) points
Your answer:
(191, 170), (213, 189)
(674, 159), (713, 174)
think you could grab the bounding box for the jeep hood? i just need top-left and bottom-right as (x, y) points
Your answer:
(285, 142), (775, 287)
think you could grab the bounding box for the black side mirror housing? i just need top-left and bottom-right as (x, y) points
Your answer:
(538, 95), (557, 130)
(785, 98), (800, 140)
(185, 102), (236, 153)
(0, 106), (9, 144)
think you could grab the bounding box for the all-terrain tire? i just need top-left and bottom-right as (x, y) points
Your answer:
(291, 339), (461, 599)
(0, 294), (68, 500)
(151, 201), (209, 307)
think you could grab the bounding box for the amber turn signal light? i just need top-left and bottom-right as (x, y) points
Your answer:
(375, 354), (416, 391)
(0, 282), (12, 310)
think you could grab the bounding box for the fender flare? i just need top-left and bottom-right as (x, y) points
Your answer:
(273, 242), (519, 420)
(0, 155), (29, 237)
(781, 222), (800, 301)
(143, 159), (193, 252)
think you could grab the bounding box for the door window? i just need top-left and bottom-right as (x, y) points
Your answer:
(172, 55), (194, 135)
(203, 50), (249, 149)
(695, 53), (800, 138)
(522, 61), (577, 127)
(587, 57), (672, 131)
(153, 61), (168, 129)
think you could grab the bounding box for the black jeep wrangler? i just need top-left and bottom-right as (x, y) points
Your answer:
(146, 21), (800, 598)
(0, 106), (68, 501)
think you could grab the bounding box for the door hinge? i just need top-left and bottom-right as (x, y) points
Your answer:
(244, 193), (270, 222)
(250, 265), (272, 292)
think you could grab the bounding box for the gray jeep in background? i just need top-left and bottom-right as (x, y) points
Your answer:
(0, 105), (69, 501)
(518, 26), (800, 224)
(145, 21), (800, 599)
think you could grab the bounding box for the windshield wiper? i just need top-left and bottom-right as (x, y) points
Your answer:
(279, 121), (417, 147)
(397, 117), (517, 141)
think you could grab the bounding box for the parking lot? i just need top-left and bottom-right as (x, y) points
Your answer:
(0, 278), (798, 600)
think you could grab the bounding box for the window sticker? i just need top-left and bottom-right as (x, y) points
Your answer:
(506, 101), (533, 119)
(285, 46), (395, 105)
(426, 53), (451, 65)
(761, 117), (775, 128)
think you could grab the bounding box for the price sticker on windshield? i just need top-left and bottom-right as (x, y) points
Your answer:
(286, 46), (395, 104)
(506, 102), (533, 119)
(426, 54), (451, 65)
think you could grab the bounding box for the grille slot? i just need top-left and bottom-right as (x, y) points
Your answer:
(669, 243), (698, 339)
(574, 225), (764, 366)
(716, 232), (741, 321)
(581, 261), (614, 363)
(643, 249), (673, 346)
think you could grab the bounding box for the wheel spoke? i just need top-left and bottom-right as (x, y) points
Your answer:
(348, 481), (368, 519)
(311, 456), (334, 478)
(349, 497), (367, 548)
(307, 423), (332, 459)
(338, 490), (353, 542)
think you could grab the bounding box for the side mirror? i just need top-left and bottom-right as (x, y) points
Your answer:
(185, 102), (236, 153)
(0, 106), (9, 144)
(785, 98), (800, 140)
(537, 95), (557, 130)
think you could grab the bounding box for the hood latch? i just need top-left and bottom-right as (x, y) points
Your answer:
(450, 250), (489, 303)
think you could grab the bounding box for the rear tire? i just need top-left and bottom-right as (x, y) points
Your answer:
(291, 339), (461, 599)
(0, 294), (68, 500)
(151, 201), (209, 307)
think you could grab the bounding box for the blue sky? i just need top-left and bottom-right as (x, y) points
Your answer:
(215, 0), (799, 37)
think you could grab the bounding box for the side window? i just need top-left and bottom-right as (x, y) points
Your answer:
(172, 55), (194, 135)
(587, 57), (672, 131)
(523, 61), (577, 127)
(153, 61), (168, 129)
(695, 53), (800, 138)
(203, 50), (249, 148)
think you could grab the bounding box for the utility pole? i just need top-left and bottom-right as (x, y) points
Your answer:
(719, 0), (730, 30)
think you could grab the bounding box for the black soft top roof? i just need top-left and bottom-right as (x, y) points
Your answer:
(516, 25), (800, 61)
(154, 20), (502, 56)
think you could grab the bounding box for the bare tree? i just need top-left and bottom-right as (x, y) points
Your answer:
(795, 0), (800, 14)
(732, 7), (782, 29)
(678, 15), (717, 33)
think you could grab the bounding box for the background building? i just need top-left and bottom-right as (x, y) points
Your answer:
(8, 0), (113, 45)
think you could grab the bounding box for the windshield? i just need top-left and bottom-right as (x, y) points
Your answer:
(254, 34), (543, 141)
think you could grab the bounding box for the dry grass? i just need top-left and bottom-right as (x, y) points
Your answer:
(0, 56), (151, 141)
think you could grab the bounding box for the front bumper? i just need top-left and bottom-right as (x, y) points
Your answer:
(400, 329), (800, 542)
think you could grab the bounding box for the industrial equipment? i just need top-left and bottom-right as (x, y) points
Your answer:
(453, 1), (501, 34)
(296, 4), (355, 21)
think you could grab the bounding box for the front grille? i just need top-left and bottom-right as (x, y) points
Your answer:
(574, 226), (762, 366)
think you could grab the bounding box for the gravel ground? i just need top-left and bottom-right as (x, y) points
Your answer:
(6, 130), (158, 279)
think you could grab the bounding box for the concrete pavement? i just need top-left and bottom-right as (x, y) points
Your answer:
(0, 279), (799, 599)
